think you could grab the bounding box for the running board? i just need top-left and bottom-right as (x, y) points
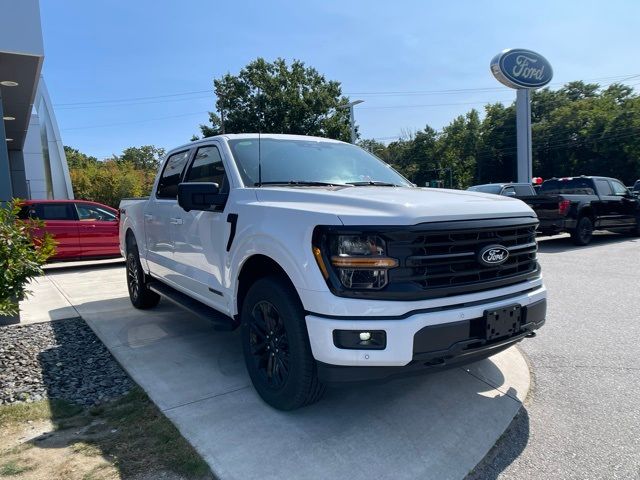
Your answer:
(147, 281), (237, 331)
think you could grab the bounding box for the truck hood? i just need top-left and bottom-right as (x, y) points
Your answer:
(254, 186), (536, 225)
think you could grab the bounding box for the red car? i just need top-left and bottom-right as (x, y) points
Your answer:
(19, 200), (121, 261)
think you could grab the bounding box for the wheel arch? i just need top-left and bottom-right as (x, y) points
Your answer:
(236, 254), (299, 319)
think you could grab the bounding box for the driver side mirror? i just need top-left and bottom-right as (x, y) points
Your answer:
(177, 182), (227, 212)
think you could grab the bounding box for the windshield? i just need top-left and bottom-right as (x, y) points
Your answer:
(228, 138), (412, 187)
(467, 185), (502, 194)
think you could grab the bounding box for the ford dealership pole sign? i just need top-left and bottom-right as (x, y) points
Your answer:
(490, 49), (553, 89)
(490, 49), (553, 183)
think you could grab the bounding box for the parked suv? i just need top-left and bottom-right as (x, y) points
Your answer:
(119, 134), (547, 410)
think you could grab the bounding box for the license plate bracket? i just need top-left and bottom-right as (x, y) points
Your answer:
(484, 304), (522, 341)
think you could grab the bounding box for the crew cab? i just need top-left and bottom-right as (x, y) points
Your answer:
(522, 176), (640, 245)
(467, 183), (536, 199)
(119, 134), (547, 410)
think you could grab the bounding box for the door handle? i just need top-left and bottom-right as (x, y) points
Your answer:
(144, 214), (153, 222)
(169, 217), (184, 225)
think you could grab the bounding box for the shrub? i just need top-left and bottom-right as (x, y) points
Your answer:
(0, 200), (56, 316)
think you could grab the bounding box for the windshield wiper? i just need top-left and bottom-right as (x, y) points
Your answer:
(346, 181), (401, 187)
(255, 180), (348, 187)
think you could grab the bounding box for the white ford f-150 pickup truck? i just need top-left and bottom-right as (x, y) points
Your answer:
(119, 133), (546, 410)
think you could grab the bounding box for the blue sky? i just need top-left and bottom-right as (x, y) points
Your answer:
(41, 0), (640, 159)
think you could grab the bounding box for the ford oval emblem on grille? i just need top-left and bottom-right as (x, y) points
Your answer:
(478, 245), (509, 266)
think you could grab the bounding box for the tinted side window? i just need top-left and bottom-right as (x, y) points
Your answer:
(595, 179), (613, 196)
(514, 185), (534, 196)
(157, 151), (190, 199)
(501, 186), (516, 196)
(184, 146), (229, 193)
(76, 203), (117, 221)
(609, 180), (628, 196)
(37, 203), (75, 220)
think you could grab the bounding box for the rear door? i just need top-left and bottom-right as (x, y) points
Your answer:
(145, 149), (191, 279)
(74, 203), (120, 257)
(171, 143), (230, 309)
(34, 203), (82, 259)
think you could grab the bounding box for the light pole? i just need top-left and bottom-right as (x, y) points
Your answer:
(338, 100), (364, 143)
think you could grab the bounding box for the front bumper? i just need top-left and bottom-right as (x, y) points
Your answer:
(305, 285), (546, 380)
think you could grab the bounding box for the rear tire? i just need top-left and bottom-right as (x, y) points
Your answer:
(126, 243), (160, 309)
(240, 276), (325, 410)
(571, 216), (593, 246)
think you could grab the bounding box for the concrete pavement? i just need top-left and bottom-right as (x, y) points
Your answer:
(18, 261), (531, 480)
(469, 232), (640, 479)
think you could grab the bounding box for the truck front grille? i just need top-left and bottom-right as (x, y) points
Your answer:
(382, 218), (540, 300)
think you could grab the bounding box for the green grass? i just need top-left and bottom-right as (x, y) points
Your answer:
(0, 399), (82, 428)
(0, 460), (35, 476)
(0, 389), (211, 479)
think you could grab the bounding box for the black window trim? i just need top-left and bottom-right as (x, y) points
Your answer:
(35, 202), (79, 221)
(155, 148), (194, 200)
(183, 142), (228, 189)
(74, 202), (118, 222)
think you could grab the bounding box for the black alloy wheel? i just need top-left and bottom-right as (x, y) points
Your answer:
(572, 216), (593, 246)
(248, 300), (290, 389)
(240, 276), (325, 410)
(127, 252), (141, 303)
(126, 243), (160, 309)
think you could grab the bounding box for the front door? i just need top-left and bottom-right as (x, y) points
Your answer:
(172, 143), (231, 310)
(608, 179), (638, 226)
(74, 203), (120, 257)
(145, 149), (191, 279)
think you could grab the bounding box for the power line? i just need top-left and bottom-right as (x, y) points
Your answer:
(60, 111), (209, 131)
(54, 89), (213, 107)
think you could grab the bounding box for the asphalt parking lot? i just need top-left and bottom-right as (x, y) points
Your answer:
(470, 232), (640, 479)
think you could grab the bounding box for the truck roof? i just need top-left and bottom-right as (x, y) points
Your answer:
(168, 133), (345, 155)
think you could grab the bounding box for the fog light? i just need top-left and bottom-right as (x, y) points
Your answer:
(333, 330), (386, 350)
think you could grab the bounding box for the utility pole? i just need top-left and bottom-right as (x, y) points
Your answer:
(338, 100), (364, 143)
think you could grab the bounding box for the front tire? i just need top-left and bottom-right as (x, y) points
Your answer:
(571, 216), (593, 246)
(240, 276), (325, 410)
(126, 244), (160, 309)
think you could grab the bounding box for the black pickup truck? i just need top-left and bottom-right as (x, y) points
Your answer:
(521, 176), (640, 245)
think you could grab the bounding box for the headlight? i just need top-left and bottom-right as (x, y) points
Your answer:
(315, 234), (398, 290)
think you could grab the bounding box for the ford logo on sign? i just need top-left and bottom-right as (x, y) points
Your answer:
(478, 245), (510, 267)
(490, 48), (553, 89)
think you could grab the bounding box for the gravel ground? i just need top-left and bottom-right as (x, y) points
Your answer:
(469, 233), (640, 480)
(0, 317), (134, 406)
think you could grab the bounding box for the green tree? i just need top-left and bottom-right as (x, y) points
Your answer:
(118, 145), (166, 170)
(64, 146), (98, 169)
(199, 58), (353, 141)
(66, 146), (160, 207)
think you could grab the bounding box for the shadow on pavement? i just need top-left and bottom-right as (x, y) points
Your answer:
(465, 407), (531, 479)
(537, 231), (637, 254)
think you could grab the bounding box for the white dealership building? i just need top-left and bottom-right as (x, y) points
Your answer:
(0, 0), (73, 202)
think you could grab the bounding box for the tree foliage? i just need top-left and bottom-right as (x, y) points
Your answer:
(0, 200), (56, 316)
(362, 81), (640, 188)
(66, 146), (160, 208)
(199, 58), (353, 142)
